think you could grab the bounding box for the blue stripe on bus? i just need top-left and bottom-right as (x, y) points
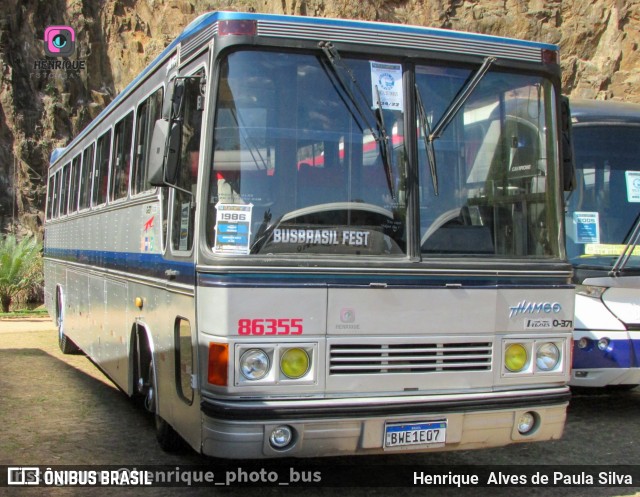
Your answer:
(197, 271), (573, 289)
(572, 338), (640, 369)
(44, 248), (195, 284)
(45, 247), (572, 289)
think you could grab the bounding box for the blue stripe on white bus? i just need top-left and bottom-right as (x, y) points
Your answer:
(44, 248), (195, 284)
(197, 271), (573, 289)
(44, 247), (573, 289)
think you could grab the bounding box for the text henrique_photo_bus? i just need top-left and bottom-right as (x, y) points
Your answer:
(566, 99), (640, 390)
(44, 11), (576, 458)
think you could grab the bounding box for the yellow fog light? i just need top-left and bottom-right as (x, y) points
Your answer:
(280, 348), (310, 379)
(505, 343), (528, 372)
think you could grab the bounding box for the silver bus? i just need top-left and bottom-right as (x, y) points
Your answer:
(44, 11), (575, 458)
(567, 99), (640, 389)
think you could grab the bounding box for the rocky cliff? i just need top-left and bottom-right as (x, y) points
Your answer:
(1, 0), (638, 235)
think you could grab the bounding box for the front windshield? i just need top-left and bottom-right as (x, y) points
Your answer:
(206, 49), (562, 260)
(417, 67), (561, 258)
(206, 50), (406, 256)
(565, 125), (640, 269)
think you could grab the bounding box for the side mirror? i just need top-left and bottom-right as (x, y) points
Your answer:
(560, 96), (576, 192)
(164, 121), (182, 184)
(148, 119), (169, 186)
(148, 118), (182, 186)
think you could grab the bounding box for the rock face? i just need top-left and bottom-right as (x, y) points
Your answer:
(1, 0), (638, 234)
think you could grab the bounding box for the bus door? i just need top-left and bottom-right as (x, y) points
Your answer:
(160, 62), (207, 449)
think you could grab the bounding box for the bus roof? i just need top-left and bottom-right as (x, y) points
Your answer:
(50, 10), (559, 166)
(570, 98), (640, 125)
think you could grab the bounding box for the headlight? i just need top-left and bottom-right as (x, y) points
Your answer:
(536, 342), (560, 371)
(517, 411), (538, 435)
(576, 285), (606, 299)
(597, 337), (610, 351)
(577, 337), (590, 349)
(505, 343), (528, 372)
(240, 348), (270, 380)
(280, 348), (310, 379)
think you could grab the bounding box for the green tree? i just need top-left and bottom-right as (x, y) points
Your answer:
(0, 234), (43, 313)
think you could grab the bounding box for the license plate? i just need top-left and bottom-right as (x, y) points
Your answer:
(384, 420), (447, 449)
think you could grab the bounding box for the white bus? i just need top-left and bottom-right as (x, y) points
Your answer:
(44, 11), (575, 458)
(567, 99), (640, 389)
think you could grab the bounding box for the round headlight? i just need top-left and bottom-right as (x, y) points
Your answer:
(240, 348), (270, 380)
(505, 343), (528, 372)
(517, 411), (537, 435)
(597, 337), (610, 351)
(280, 348), (310, 379)
(269, 425), (293, 449)
(536, 342), (560, 371)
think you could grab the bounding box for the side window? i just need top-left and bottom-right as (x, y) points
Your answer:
(171, 74), (204, 253)
(69, 154), (81, 214)
(92, 130), (111, 206)
(174, 317), (194, 404)
(110, 112), (133, 201)
(46, 175), (56, 220)
(59, 162), (70, 216)
(53, 171), (61, 218)
(79, 143), (94, 210)
(133, 87), (164, 195)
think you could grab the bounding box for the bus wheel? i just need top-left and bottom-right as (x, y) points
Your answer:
(146, 359), (184, 452)
(57, 289), (79, 355)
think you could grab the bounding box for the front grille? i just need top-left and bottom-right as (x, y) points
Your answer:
(329, 342), (493, 375)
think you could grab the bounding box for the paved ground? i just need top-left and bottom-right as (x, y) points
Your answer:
(0, 317), (639, 496)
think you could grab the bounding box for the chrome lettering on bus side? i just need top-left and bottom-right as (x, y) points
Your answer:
(509, 301), (562, 318)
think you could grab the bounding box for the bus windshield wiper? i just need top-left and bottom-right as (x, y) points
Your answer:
(429, 56), (496, 141)
(415, 84), (439, 195)
(415, 57), (496, 196)
(319, 41), (395, 199)
(610, 211), (640, 275)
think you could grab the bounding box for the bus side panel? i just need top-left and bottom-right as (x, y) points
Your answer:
(100, 279), (130, 390)
(65, 268), (89, 350)
(43, 258), (56, 320)
(141, 288), (201, 451)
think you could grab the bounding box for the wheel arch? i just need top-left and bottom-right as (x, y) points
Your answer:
(130, 321), (155, 400)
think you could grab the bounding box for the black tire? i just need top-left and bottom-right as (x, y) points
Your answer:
(146, 360), (184, 452)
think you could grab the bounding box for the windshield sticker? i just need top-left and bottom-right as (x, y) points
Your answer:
(272, 229), (370, 247)
(585, 244), (640, 256)
(370, 61), (403, 110)
(625, 171), (640, 202)
(179, 202), (190, 251)
(213, 203), (253, 255)
(573, 211), (600, 244)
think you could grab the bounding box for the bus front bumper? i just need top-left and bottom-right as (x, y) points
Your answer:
(200, 387), (569, 458)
